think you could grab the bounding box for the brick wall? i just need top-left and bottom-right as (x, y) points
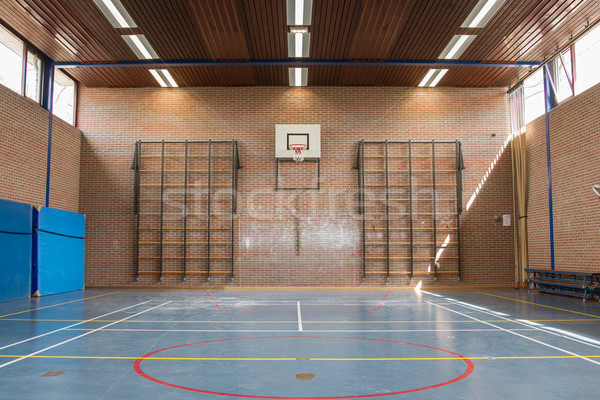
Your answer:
(526, 82), (600, 271)
(78, 86), (515, 287)
(0, 83), (81, 212)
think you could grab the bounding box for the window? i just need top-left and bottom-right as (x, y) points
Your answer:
(523, 68), (544, 124)
(26, 50), (42, 102)
(53, 69), (76, 125)
(574, 24), (600, 95)
(553, 50), (573, 103)
(0, 24), (24, 94)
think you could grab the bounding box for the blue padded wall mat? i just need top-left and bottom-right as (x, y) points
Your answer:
(32, 207), (85, 297)
(0, 199), (32, 303)
(37, 206), (86, 238)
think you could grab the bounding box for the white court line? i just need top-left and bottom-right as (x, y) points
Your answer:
(442, 298), (600, 351)
(0, 301), (171, 370)
(63, 328), (538, 333)
(0, 300), (151, 352)
(426, 300), (600, 366)
(297, 301), (303, 331)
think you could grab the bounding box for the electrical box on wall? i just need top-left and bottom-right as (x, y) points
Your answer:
(275, 124), (321, 159)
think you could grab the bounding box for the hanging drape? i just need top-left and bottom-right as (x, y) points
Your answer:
(509, 85), (528, 288)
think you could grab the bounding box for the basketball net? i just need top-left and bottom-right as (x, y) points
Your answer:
(289, 144), (307, 162)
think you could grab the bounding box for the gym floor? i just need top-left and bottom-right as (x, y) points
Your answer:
(1, 289), (599, 399)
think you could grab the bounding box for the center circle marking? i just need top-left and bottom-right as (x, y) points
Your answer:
(134, 336), (475, 399)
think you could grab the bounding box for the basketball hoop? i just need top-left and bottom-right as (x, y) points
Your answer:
(289, 144), (308, 162)
(593, 184), (600, 199)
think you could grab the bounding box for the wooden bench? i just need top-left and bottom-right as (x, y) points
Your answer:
(525, 269), (600, 302)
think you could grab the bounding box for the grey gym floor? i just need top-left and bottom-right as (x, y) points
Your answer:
(0, 288), (599, 399)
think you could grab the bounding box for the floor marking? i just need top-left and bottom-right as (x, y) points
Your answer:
(7, 317), (596, 324)
(1, 354), (599, 361)
(427, 301), (600, 367)
(62, 328), (538, 333)
(4, 317), (597, 325)
(204, 289), (391, 315)
(0, 292), (118, 319)
(0, 301), (171, 370)
(297, 301), (303, 331)
(443, 299), (600, 352)
(481, 292), (600, 319)
(0, 300), (152, 352)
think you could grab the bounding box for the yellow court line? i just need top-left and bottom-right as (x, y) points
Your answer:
(0, 292), (118, 319)
(0, 354), (599, 361)
(481, 292), (600, 319)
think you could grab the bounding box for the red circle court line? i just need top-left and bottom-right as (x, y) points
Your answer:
(203, 290), (391, 315)
(134, 336), (474, 399)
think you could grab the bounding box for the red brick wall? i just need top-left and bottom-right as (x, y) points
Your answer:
(0, 83), (81, 212)
(526, 82), (600, 272)
(49, 117), (81, 212)
(78, 86), (515, 287)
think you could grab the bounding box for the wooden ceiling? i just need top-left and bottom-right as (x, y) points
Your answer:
(1, 0), (599, 87)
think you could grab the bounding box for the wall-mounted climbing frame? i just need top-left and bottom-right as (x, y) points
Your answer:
(356, 140), (463, 281)
(132, 140), (241, 282)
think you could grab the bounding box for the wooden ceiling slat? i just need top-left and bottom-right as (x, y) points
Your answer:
(0, 2), (75, 61)
(516, 2), (600, 62)
(463, 0), (540, 62)
(390, 0), (434, 59)
(17, 0), (113, 61)
(2, 0), (600, 88)
(137, 0), (195, 61)
(346, 0), (412, 60)
(483, 0), (575, 61)
(62, 0), (135, 63)
(406, 0), (473, 60)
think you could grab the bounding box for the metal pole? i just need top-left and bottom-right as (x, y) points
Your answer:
(296, 190), (301, 256)
(133, 141), (141, 214)
(231, 140), (235, 280)
(361, 140), (366, 281)
(44, 62), (55, 207)
(409, 140), (414, 281)
(357, 143), (363, 215)
(543, 65), (556, 270)
(275, 158), (279, 190)
(385, 140), (390, 281)
(135, 141), (141, 281)
(432, 141), (438, 281)
(159, 140), (165, 281)
(317, 158), (321, 190)
(207, 139), (212, 281)
(183, 140), (189, 281)
(456, 141), (462, 280)
(234, 141), (239, 214)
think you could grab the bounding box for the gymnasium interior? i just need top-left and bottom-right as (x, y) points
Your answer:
(1, 0), (600, 398)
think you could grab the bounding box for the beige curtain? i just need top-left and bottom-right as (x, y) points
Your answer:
(509, 86), (528, 287)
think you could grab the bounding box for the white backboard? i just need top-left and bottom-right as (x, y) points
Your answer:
(275, 124), (321, 159)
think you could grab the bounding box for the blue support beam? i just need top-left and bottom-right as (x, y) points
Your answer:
(54, 59), (540, 69)
(42, 59), (55, 208)
(543, 63), (557, 270)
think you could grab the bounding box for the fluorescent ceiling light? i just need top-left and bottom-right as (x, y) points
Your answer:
(150, 69), (178, 88)
(418, 70), (436, 87)
(93, 0), (137, 28)
(289, 67), (308, 86)
(438, 35), (476, 59)
(287, 32), (310, 58)
(461, 0), (506, 28)
(287, 0), (313, 26)
(418, 69), (448, 87)
(122, 34), (159, 59)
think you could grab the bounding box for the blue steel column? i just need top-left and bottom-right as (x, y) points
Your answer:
(543, 64), (557, 270)
(42, 60), (55, 207)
